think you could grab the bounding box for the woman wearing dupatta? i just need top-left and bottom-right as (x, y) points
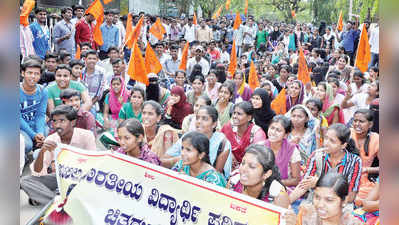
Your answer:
(315, 81), (344, 125)
(221, 102), (267, 171)
(103, 76), (130, 130)
(164, 86), (193, 129)
(286, 80), (305, 112)
(233, 70), (253, 102)
(172, 131), (227, 187)
(215, 81), (235, 128)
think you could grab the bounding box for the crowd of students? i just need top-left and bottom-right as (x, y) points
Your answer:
(19, 3), (379, 224)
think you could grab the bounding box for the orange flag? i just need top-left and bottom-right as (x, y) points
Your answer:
(212, 5), (223, 20)
(233, 12), (242, 30)
(85, 0), (104, 46)
(228, 40), (237, 77)
(337, 10), (343, 31)
(20, 0), (35, 27)
(178, 42), (189, 70)
(127, 41), (149, 86)
(291, 10), (296, 19)
(271, 88), (287, 115)
(149, 17), (166, 40)
(145, 42), (163, 74)
(75, 45), (81, 59)
(248, 61), (260, 90)
(297, 46), (311, 84)
(193, 12), (198, 25)
(124, 13), (133, 44)
(244, 0), (248, 16)
(225, 0), (231, 10)
(104, 0), (113, 4)
(355, 24), (371, 73)
(125, 15), (144, 49)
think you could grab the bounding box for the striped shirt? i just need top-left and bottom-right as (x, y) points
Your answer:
(305, 150), (362, 192)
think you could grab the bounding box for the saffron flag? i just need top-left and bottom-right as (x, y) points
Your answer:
(127, 41), (149, 86)
(355, 24), (371, 73)
(244, 0), (248, 16)
(178, 42), (189, 70)
(248, 61), (260, 90)
(75, 45), (81, 59)
(228, 40), (237, 77)
(20, 0), (35, 27)
(212, 5), (223, 20)
(85, 0), (104, 46)
(145, 42), (162, 74)
(125, 15), (144, 49)
(124, 13), (133, 45)
(291, 10), (296, 19)
(297, 46), (311, 84)
(193, 12), (198, 25)
(337, 10), (343, 31)
(149, 18), (166, 40)
(225, 0), (231, 10)
(103, 0), (113, 4)
(271, 88), (287, 115)
(233, 12), (242, 30)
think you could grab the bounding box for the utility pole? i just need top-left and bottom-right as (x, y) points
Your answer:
(349, 0), (353, 20)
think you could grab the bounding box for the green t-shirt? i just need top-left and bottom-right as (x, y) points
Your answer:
(256, 30), (268, 49)
(118, 102), (142, 122)
(46, 81), (86, 106)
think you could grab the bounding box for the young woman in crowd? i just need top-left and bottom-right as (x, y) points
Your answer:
(204, 70), (222, 103)
(164, 86), (193, 129)
(285, 172), (364, 225)
(172, 131), (227, 187)
(181, 95), (213, 134)
(116, 118), (161, 165)
(265, 115), (301, 188)
(227, 144), (290, 208)
(250, 88), (276, 135)
(221, 101), (267, 170)
(342, 80), (379, 112)
(260, 80), (278, 100)
(170, 70), (192, 93)
(272, 64), (290, 92)
(350, 69), (369, 95)
(285, 105), (318, 163)
(367, 66), (379, 82)
(286, 80), (305, 112)
(315, 82), (344, 125)
(305, 98), (328, 146)
(215, 81), (235, 127)
(186, 75), (207, 105)
(291, 124), (362, 204)
(350, 109), (379, 201)
(233, 70), (253, 102)
(118, 86), (145, 123)
(103, 76), (130, 130)
(163, 106), (233, 178)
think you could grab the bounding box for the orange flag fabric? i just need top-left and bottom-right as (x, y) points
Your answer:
(104, 0), (113, 4)
(244, 0), (248, 16)
(127, 41), (149, 86)
(297, 46), (311, 84)
(233, 12), (242, 30)
(145, 42), (162, 74)
(337, 10), (343, 31)
(225, 0), (231, 10)
(228, 40), (237, 77)
(85, 0), (104, 46)
(125, 15), (144, 49)
(124, 13), (133, 44)
(193, 12), (198, 25)
(291, 10), (296, 19)
(178, 42), (189, 70)
(149, 17), (166, 40)
(271, 88), (287, 115)
(75, 45), (81, 59)
(355, 24), (371, 73)
(20, 0), (35, 27)
(248, 61), (260, 90)
(212, 5), (223, 20)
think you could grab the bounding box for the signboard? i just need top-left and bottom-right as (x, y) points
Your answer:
(49, 144), (287, 225)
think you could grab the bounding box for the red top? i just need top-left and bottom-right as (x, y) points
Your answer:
(75, 18), (96, 50)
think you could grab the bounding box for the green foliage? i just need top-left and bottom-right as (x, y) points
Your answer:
(120, 0), (128, 15)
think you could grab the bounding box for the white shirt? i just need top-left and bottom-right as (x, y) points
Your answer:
(220, 51), (230, 64)
(349, 93), (370, 110)
(369, 26), (379, 54)
(187, 57), (210, 76)
(183, 24), (196, 43)
(114, 21), (126, 48)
